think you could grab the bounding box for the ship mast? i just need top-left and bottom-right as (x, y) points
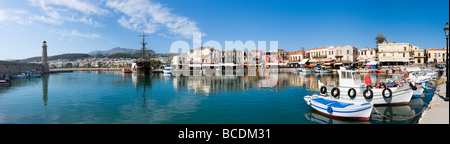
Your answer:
(139, 31), (148, 60)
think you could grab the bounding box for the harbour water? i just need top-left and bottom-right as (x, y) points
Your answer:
(0, 71), (437, 124)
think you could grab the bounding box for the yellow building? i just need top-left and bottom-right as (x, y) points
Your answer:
(426, 48), (447, 63)
(377, 41), (418, 67)
(413, 49), (426, 64)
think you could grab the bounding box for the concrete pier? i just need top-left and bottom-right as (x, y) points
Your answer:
(419, 83), (449, 124)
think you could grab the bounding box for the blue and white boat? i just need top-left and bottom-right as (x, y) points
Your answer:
(304, 95), (373, 121)
(162, 64), (172, 75)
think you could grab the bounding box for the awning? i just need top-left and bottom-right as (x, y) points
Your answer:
(366, 61), (379, 65)
(299, 59), (309, 65)
(323, 62), (332, 66)
(379, 59), (410, 62)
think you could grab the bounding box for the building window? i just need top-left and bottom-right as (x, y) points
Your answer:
(403, 53), (405, 57)
(347, 50), (349, 54)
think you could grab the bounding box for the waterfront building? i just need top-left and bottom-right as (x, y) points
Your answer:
(306, 47), (329, 64)
(287, 50), (306, 67)
(327, 45), (358, 63)
(357, 48), (377, 63)
(377, 41), (418, 67)
(426, 48), (447, 63)
(172, 53), (188, 69)
(413, 49), (426, 65)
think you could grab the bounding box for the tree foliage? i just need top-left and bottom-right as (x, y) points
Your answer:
(375, 32), (386, 44)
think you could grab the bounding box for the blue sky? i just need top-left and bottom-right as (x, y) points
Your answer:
(0, 0), (448, 60)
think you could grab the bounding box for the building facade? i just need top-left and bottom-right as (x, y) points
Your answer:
(426, 48), (447, 63)
(377, 41), (417, 67)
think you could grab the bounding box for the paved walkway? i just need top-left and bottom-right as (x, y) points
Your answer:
(419, 83), (449, 124)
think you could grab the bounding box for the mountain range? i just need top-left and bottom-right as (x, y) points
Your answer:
(88, 47), (155, 56)
(9, 47), (160, 63)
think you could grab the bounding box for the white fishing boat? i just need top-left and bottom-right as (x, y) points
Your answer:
(163, 64), (172, 75)
(304, 95), (373, 121)
(301, 69), (314, 74)
(11, 73), (27, 79)
(318, 69), (413, 105)
(320, 69), (333, 74)
(292, 67), (302, 73)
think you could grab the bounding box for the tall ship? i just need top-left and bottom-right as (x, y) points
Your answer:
(131, 31), (152, 74)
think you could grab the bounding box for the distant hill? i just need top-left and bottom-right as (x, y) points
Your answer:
(88, 47), (155, 56)
(15, 47), (166, 63)
(17, 53), (92, 63)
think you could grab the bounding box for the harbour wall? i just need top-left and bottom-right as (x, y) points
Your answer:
(0, 61), (44, 75)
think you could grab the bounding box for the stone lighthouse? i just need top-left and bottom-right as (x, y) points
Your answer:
(42, 41), (49, 73)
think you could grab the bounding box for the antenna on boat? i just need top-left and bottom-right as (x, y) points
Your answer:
(139, 31), (148, 59)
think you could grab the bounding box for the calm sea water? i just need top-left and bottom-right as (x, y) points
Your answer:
(0, 71), (437, 124)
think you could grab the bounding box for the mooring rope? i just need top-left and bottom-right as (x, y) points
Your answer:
(371, 102), (428, 121)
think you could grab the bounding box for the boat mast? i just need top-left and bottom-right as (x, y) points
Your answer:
(139, 31), (148, 60)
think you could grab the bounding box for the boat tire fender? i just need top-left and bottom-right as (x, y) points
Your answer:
(320, 86), (327, 95)
(409, 82), (417, 90)
(348, 88), (356, 98)
(382, 88), (392, 99)
(331, 87), (340, 97)
(363, 89), (373, 99)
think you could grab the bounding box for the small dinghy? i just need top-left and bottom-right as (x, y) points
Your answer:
(304, 95), (373, 121)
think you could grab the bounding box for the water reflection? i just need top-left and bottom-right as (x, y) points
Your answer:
(167, 73), (339, 95)
(0, 71), (437, 124)
(42, 74), (49, 106)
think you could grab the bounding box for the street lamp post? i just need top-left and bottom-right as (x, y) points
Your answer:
(445, 22), (449, 101)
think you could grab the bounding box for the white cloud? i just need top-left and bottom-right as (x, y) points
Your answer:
(106, 0), (204, 39)
(51, 29), (101, 40)
(0, 9), (61, 25)
(26, 0), (107, 27)
(29, 0), (109, 16)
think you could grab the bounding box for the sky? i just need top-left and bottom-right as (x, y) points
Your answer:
(0, 0), (449, 60)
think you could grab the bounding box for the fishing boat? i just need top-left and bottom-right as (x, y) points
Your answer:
(301, 68), (314, 74)
(320, 69), (333, 74)
(304, 95), (373, 121)
(122, 67), (132, 73)
(318, 69), (414, 105)
(23, 71), (41, 78)
(0, 80), (10, 86)
(163, 64), (172, 75)
(292, 67), (302, 73)
(11, 73), (27, 79)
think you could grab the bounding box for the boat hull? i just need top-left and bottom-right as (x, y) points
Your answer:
(319, 82), (413, 105)
(304, 95), (373, 121)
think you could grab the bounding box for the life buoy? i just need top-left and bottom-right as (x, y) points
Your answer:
(409, 82), (417, 90)
(348, 88), (356, 98)
(320, 86), (327, 95)
(327, 106), (333, 114)
(331, 87), (340, 97)
(363, 89), (373, 99)
(382, 88), (392, 98)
